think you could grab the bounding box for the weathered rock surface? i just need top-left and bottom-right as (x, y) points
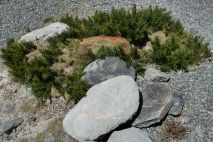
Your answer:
(20, 22), (69, 42)
(144, 68), (170, 82)
(133, 82), (173, 128)
(79, 36), (131, 53)
(169, 96), (184, 116)
(63, 76), (139, 141)
(0, 117), (23, 135)
(82, 57), (136, 85)
(107, 127), (152, 142)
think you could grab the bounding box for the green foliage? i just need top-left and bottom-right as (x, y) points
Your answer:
(151, 34), (211, 71)
(141, 7), (184, 34)
(65, 72), (89, 103)
(60, 5), (185, 46)
(0, 39), (36, 82)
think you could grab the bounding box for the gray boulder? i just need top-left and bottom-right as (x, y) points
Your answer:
(63, 76), (139, 141)
(0, 117), (24, 135)
(169, 96), (184, 116)
(107, 127), (152, 142)
(20, 22), (69, 42)
(82, 57), (136, 86)
(133, 82), (173, 128)
(144, 68), (170, 82)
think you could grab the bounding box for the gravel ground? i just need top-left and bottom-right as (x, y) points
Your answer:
(0, 0), (213, 142)
(169, 56), (213, 142)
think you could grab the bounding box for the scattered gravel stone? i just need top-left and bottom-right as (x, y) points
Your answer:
(168, 56), (213, 141)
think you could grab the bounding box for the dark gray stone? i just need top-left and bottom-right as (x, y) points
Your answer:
(0, 117), (24, 135)
(107, 127), (152, 142)
(63, 76), (139, 141)
(133, 82), (173, 128)
(169, 96), (184, 116)
(144, 67), (170, 82)
(82, 57), (136, 85)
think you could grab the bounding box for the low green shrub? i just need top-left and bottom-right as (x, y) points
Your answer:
(60, 5), (183, 46)
(0, 39), (36, 82)
(151, 34), (211, 71)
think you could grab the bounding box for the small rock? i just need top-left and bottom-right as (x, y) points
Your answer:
(63, 76), (139, 141)
(82, 57), (136, 85)
(107, 127), (152, 142)
(20, 22), (69, 42)
(0, 117), (24, 135)
(133, 82), (173, 128)
(43, 133), (56, 142)
(144, 67), (170, 82)
(27, 116), (36, 125)
(169, 96), (184, 116)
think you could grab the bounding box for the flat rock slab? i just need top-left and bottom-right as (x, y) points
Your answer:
(82, 57), (136, 86)
(20, 22), (69, 42)
(63, 76), (139, 141)
(107, 127), (152, 142)
(133, 82), (173, 128)
(144, 67), (170, 82)
(0, 117), (24, 135)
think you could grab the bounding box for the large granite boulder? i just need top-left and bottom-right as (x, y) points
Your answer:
(107, 127), (152, 142)
(20, 22), (69, 42)
(82, 57), (136, 86)
(144, 67), (170, 82)
(133, 82), (173, 128)
(0, 117), (24, 135)
(63, 76), (139, 141)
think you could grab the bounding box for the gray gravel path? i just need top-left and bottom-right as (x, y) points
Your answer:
(0, 0), (213, 142)
(169, 56), (213, 142)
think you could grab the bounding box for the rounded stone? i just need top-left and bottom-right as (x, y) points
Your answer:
(107, 127), (152, 142)
(63, 76), (139, 141)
